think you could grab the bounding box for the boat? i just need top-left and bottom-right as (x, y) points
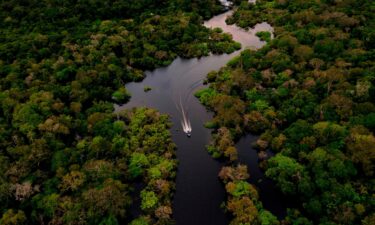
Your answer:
(179, 97), (192, 137)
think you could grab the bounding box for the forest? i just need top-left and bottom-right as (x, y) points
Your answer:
(197, 0), (375, 224)
(1, 0), (374, 224)
(0, 0), (238, 224)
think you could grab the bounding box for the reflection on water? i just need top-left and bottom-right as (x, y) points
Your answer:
(116, 10), (280, 225)
(204, 10), (273, 50)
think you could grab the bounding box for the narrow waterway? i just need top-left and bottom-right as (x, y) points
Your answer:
(116, 10), (277, 225)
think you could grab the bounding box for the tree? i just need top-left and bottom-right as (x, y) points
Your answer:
(155, 205), (172, 219)
(59, 171), (86, 192)
(128, 152), (150, 178)
(346, 132), (375, 176)
(219, 165), (249, 182)
(99, 215), (119, 225)
(140, 190), (158, 211)
(312, 121), (347, 146)
(34, 193), (60, 218)
(259, 210), (280, 225)
(0, 209), (27, 225)
(226, 181), (258, 199)
(227, 197), (259, 225)
(83, 179), (130, 222)
(266, 154), (306, 195)
(284, 120), (313, 144)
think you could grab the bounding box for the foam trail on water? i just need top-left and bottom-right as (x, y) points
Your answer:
(177, 96), (192, 135)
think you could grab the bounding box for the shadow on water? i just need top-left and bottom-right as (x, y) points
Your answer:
(236, 135), (299, 218)
(116, 9), (283, 225)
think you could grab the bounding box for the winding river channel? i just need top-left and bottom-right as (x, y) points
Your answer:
(116, 10), (291, 225)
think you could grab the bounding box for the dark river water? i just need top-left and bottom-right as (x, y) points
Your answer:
(116, 10), (288, 225)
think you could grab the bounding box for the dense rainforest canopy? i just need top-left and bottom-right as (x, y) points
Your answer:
(197, 0), (375, 224)
(0, 0), (240, 224)
(1, 0), (374, 224)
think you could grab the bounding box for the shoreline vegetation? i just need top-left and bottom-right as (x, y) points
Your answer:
(197, 0), (374, 224)
(0, 0), (373, 225)
(0, 0), (240, 224)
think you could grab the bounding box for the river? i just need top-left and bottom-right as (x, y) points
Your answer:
(116, 10), (286, 225)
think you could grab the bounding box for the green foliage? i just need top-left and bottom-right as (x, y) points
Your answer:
(204, 121), (218, 129)
(226, 181), (252, 197)
(113, 120), (126, 134)
(245, 88), (264, 102)
(99, 215), (119, 225)
(0, 209), (27, 225)
(266, 155), (305, 195)
(140, 190), (159, 210)
(129, 153), (150, 178)
(219, 165), (277, 224)
(130, 217), (150, 225)
(227, 55), (241, 67)
(112, 87), (131, 104)
(207, 145), (221, 158)
(259, 210), (279, 225)
(0, 0), (374, 224)
(1, 99), (175, 224)
(312, 122), (347, 146)
(250, 99), (270, 112)
(195, 88), (218, 106)
(284, 120), (313, 143)
(202, 0), (375, 224)
(35, 193), (60, 218)
(143, 86), (152, 92)
(256, 31), (272, 42)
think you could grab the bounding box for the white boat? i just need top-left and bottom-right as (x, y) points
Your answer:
(219, 0), (233, 8)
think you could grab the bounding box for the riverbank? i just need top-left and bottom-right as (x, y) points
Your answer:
(117, 9), (283, 224)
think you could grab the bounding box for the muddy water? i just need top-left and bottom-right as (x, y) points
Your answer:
(116, 11), (281, 225)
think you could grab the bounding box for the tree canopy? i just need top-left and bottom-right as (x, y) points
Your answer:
(198, 0), (375, 224)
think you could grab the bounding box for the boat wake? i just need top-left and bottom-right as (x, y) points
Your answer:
(176, 96), (192, 137)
